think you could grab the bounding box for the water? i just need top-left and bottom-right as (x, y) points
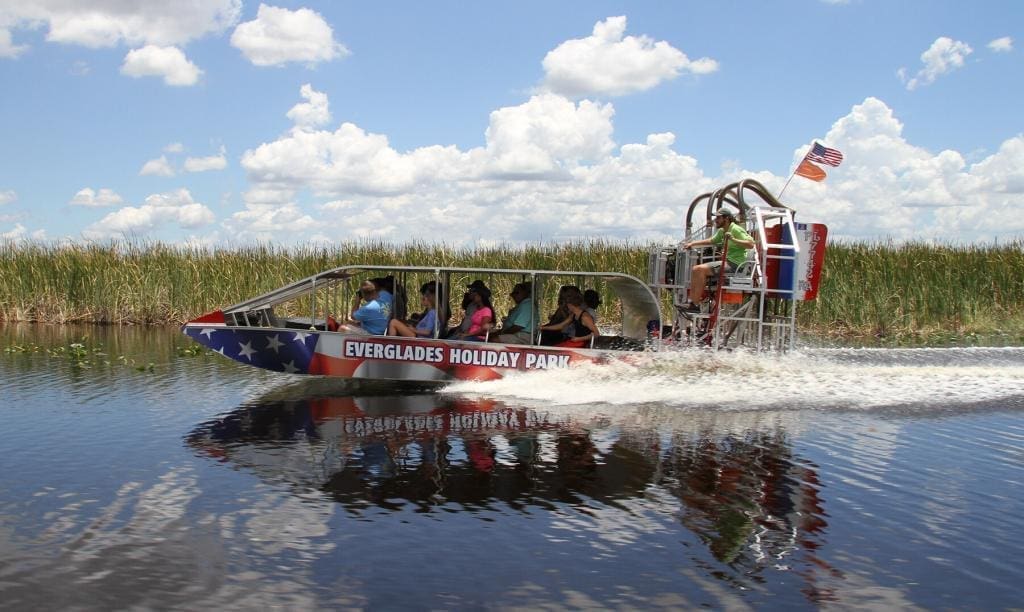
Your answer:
(2, 324), (1023, 609)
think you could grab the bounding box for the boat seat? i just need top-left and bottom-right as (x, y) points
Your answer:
(726, 259), (757, 289)
(704, 251), (757, 290)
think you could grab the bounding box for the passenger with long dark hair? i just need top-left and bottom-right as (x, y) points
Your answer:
(452, 282), (493, 342)
(542, 292), (598, 348)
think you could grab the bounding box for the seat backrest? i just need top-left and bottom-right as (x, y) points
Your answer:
(727, 250), (758, 288)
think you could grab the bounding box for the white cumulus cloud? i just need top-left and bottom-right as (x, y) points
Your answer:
(287, 84), (331, 128)
(0, 190), (16, 205)
(1, 223), (27, 240)
(238, 87), (618, 215)
(69, 187), (123, 207)
(541, 16), (717, 97)
(232, 86), (701, 242)
(900, 36), (973, 91)
(1, 223), (47, 241)
(227, 87), (1024, 245)
(184, 147), (228, 172)
(164, 142), (185, 153)
(778, 97), (1024, 241)
(230, 4), (348, 67)
(83, 189), (215, 240)
(987, 36), (1013, 53)
(484, 94), (616, 177)
(0, 1), (240, 50)
(139, 155), (175, 177)
(121, 45), (202, 86)
(0, 26), (29, 58)
(223, 201), (318, 242)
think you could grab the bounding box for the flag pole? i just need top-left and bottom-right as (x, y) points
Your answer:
(777, 141), (815, 200)
(776, 169), (797, 201)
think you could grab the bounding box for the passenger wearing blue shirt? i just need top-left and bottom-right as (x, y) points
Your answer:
(388, 281), (441, 338)
(346, 280), (391, 335)
(371, 275), (408, 320)
(489, 282), (536, 344)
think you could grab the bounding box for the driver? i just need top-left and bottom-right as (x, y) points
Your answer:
(680, 207), (754, 314)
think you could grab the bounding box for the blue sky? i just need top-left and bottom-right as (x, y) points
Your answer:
(0, 1), (1021, 245)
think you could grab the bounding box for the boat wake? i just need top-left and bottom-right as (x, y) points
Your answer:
(441, 347), (1024, 412)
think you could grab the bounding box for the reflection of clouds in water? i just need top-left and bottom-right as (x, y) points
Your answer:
(227, 441), (346, 487)
(38, 470), (195, 562)
(820, 419), (906, 491)
(549, 494), (679, 553)
(238, 491), (336, 558)
(4, 464), (339, 609)
(445, 348), (1024, 410)
(800, 566), (920, 609)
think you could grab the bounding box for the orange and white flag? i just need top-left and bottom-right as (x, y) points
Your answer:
(795, 159), (826, 182)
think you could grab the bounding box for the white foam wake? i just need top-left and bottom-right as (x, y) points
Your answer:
(441, 347), (1024, 411)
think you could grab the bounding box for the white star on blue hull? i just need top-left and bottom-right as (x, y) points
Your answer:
(238, 341), (257, 360)
(266, 334), (285, 353)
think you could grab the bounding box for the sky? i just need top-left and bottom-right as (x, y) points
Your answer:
(0, 1), (1022, 246)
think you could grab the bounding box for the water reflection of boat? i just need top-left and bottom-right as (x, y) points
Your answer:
(187, 386), (831, 573)
(181, 179), (827, 382)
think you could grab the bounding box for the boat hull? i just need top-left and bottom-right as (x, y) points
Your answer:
(182, 324), (611, 382)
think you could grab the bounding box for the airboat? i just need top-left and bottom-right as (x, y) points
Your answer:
(182, 179), (827, 383)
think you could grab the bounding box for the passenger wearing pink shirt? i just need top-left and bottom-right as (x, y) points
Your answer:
(453, 283), (493, 342)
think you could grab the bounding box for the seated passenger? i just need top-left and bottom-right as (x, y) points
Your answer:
(370, 276), (393, 305)
(540, 285), (580, 345)
(340, 280), (391, 335)
(489, 281), (536, 345)
(451, 283), (493, 342)
(542, 293), (599, 348)
(447, 279), (486, 338)
(583, 289), (601, 325)
(371, 275), (407, 320)
(388, 281), (440, 338)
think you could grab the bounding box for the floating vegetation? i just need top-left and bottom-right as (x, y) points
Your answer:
(175, 345), (210, 357)
(4, 335), (161, 372)
(4, 342), (44, 354)
(1, 239), (1022, 340)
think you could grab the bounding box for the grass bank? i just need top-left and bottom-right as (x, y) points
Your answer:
(1, 240), (1022, 341)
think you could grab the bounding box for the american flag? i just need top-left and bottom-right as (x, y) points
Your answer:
(806, 142), (843, 167)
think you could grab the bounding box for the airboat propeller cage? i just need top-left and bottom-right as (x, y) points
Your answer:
(685, 178), (795, 235)
(650, 177), (829, 351)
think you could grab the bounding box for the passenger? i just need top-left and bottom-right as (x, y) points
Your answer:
(341, 280), (391, 335)
(583, 289), (601, 325)
(371, 275), (407, 320)
(451, 283), (493, 342)
(370, 276), (394, 306)
(489, 281), (536, 345)
(447, 279), (486, 338)
(540, 285), (580, 345)
(681, 207), (755, 314)
(543, 293), (599, 348)
(388, 281), (440, 338)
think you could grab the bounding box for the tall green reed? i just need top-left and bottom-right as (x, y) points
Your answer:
(1, 239), (1021, 337)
